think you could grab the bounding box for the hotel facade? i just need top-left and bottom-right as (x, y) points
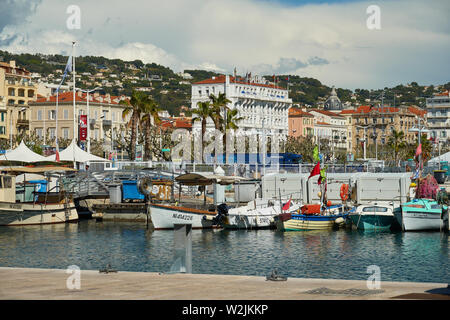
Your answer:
(191, 75), (292, 141)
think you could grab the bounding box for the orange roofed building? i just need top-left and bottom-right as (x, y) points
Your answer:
(340, 104), (427, 155)
(29, 91), (129, 152)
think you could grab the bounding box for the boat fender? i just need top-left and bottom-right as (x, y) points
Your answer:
(335, 217), (344, 224)
(340, 184), (349, 201)
(278, 212), (292, 222)
(138, 177), (153, 196)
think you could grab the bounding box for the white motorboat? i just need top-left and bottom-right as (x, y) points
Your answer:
(0, 172), (78, 226)
(215, 198), (301, 229)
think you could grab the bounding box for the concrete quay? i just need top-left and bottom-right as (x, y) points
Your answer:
(0, 267), (448, 300)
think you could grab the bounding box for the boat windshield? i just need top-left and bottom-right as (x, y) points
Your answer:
(362, 206), (388, 212)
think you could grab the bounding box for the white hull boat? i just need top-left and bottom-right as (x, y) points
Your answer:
(220, 199), (301, 229)
(0, 202), (78, 226)
(393, 199), (446, 231)
(0, 173), (78, 227)
(149, 203), (217, 230)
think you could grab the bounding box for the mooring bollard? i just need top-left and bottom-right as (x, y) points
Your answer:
(168, 224), (192, 274)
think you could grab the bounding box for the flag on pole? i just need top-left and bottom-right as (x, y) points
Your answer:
(412, 167), (420, 179)
(55, 149), (60, 162)
(282, 197), (292, 211)
(56, 54), (72, 93)
(415, 143), (422, 158)
(308, 162), (321, 180)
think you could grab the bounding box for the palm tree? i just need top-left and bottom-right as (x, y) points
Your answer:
(192, 101), (212, 145)
(209, 93), (231, 132)
(120, 90), (149, 160)
(388, 129), (406, 164)
(223, 108), (243, 148)
(141, 98), (161, 161)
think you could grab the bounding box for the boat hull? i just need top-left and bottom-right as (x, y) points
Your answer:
(394, 207), (443, 231)
(349, 214), (394, 231)
(224, 214), (275, 229)
(149, 203), (217, 230)
(0, 202), (78, 226)
(276, 214), (348, 231)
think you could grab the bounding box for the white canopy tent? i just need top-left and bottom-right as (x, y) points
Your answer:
(45, 139), (110, 163)
(0, 140), (51, 163)
(428, 151), (450, 164)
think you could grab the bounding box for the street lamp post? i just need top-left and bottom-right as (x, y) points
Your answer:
(76, 87), (101, 153)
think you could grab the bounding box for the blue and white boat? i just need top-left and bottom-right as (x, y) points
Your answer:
(275, 204), (352, 231)
(349, 203), (395, 231)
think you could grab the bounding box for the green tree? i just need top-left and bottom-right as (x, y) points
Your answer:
(192, 101), (212, 144)
(223, 108), (244, 148)
(388, 129), (406, 164)
(209, 92), (231, 132)
(140, 98), (162, 161)
(120, 90), (150, 160)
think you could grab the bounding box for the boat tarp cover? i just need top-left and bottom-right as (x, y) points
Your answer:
(175, 173), (248, 185)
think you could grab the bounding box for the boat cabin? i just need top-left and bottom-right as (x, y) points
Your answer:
(0, 174), (16, 203)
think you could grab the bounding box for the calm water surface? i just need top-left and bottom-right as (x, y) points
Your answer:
(0, 220), (448, 283)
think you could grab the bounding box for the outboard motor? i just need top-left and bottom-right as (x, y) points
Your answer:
(211, 203), (229, 226)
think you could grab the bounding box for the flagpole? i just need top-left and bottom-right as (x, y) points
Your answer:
(56, 89), (59, 150)
(72, 41), (76, 169)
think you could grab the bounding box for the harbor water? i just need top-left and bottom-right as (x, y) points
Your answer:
(0, 220), (448, 283)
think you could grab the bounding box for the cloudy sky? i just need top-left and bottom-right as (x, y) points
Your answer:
(0, 0), (449, 89)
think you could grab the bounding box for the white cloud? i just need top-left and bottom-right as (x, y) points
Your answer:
(0, 0), (448, 89)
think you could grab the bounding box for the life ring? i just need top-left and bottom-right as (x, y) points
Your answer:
(340, 184), (349, 201)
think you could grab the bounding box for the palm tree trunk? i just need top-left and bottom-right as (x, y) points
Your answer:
(144, 123), (151, 161)
(130, 116), (137, 161)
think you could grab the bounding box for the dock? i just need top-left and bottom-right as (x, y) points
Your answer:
(0, 267), (448, 300)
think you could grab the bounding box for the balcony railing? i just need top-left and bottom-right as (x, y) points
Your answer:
(16, 119), (29, 127)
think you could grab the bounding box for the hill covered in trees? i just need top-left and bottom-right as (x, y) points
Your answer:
(1, 50), (448, 115)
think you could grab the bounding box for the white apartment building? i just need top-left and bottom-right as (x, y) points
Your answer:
(426, 90), (450, 143)
(191, 75), (292, 138)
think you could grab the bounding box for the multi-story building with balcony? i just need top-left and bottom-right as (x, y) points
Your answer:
(341, 105), (426, 155)
(29, 91), (129, 153)
(191, 75), (292, 139)
(0, 61), (38, 141)
(426, 90), (450, 143)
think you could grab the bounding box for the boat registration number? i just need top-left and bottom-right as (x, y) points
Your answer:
(173, 213), (193, 221)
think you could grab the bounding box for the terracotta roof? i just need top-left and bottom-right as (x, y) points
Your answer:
(161, 118), (192, 129)
(288, 107), (314, 117)
(340, 109), (356, 115)
(31, 91), (127, 105)
(193, 75), (285, 90)
(407, 106), (427, 117)
(309, 109), (344, 118)
(435, 90), (449, 97)
(316, 121), (330, 126)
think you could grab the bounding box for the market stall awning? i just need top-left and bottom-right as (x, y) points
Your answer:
(0, 141), (51, 163)
(46, 139), (110, 163)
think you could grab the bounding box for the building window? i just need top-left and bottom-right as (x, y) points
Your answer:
(37, 110), (42, 121)
(63, 127), (69, 139)
(0, 112), (4, 122)
(35, 128), (43, 138)
(64, 109), (69, 119)
(49, 128), (56, 139)
(48, 110), (56, 120)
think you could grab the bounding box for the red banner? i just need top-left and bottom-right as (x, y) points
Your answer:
(79, 115), (87, 141)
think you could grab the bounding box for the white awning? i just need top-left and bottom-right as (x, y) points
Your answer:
(428, 151), (450, 164)
(0, 140), (50, 163)
(46, 139), (110, 163)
